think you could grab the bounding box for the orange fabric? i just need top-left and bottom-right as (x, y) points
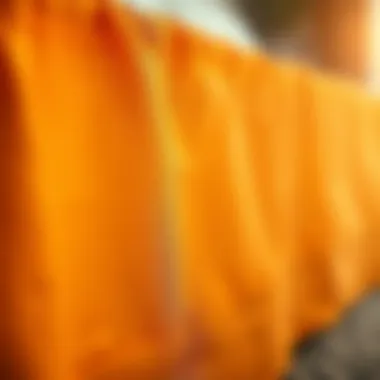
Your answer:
(1, 2), (380, 379)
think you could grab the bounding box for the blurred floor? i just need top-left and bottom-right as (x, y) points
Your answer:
(287, 290), (380, 379)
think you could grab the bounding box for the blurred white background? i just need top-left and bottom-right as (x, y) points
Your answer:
(125, 0), (259, 47)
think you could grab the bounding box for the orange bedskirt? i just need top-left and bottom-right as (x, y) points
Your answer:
(1, 1), (380, 379)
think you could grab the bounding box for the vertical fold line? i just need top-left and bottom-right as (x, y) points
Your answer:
(136, 17), (189, 379)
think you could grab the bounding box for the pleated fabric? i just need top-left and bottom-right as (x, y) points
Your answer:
(1, 1), (380, 379)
